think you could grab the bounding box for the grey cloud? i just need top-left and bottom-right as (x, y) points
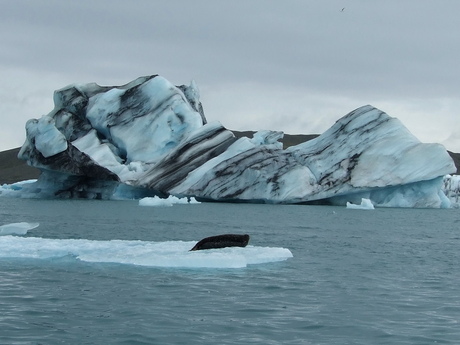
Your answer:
(2, 1), (458, 95)
(1, 1), (459, 151)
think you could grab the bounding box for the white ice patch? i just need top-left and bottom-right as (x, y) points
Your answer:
(346, 198), (375, 210)
(72, 129), (150, 182)
(0, 222), (40, 236)
(25, 116), (68, 157)
(139, 196), (200, 207)
(0, 179), (37, 193)
(85, 76), (203, 164)
(0, 237), (292, 268)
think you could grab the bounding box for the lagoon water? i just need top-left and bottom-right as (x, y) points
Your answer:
(0, 197), (459, 344)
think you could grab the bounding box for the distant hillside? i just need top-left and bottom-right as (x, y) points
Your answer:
(1, 132), (458, 184)
(0, 147), (41, 184)
(448, 150), (460, 174)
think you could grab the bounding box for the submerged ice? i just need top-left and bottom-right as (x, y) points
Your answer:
(11, 74), (457, 208)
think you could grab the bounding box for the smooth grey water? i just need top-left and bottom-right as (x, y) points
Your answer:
(0, 198), (459, 344)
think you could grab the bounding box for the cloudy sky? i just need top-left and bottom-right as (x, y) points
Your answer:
(1, 0), (459, 152)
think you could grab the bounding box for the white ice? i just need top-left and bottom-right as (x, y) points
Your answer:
(139, 195), (201, 207)
(24, 116), (68, 157)
(85, 76), (203, 164)
(346, 198), (375, 210)
(0, 237), (293, 268)
(72, 129), (149, 181)
(0, 222), (40, 236)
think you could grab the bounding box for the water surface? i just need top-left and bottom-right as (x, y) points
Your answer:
(1, 198), (459, 344)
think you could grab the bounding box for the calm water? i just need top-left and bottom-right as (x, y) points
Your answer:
(0, 198), (459, 345)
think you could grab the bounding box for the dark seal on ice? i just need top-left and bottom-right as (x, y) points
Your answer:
(190, 234), (250, 251)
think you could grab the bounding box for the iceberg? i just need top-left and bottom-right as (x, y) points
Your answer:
(11, 74), (456, 208)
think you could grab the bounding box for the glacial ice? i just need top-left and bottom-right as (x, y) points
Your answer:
(346, 198), (375, 210)
(443, 175), (460, 207)
(10, 74), (458, 208)
(139, 195), (201, 207)
(0, 222), (40, 236)
(0, 236), (293, 268)
(25, 116), (68, 158)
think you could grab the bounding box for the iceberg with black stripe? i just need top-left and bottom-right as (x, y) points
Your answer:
(15, 74), (456, 207)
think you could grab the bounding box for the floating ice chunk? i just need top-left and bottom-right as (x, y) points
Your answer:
(0, 222), (40, 236)
(0, 179), (37, 192)
(139, 196), (173, 207)
(0, 237), (292, 268)
(346, 198), (375, 210)
(188, 197), (201, 204)
(139, 195), (201, 207)
(0, 180), (42, 198)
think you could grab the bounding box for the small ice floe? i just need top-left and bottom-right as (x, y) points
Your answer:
(139, 195), (201, 207)
(346, 198), (375, 210)
(0, 237), (293, 268)
(0, 222), (40, 236)
(0, 179), (37, 197)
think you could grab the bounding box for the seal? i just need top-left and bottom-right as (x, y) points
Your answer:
(190, 234), (250, 251)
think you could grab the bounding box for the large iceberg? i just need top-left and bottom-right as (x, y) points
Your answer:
(12, 74), (456, 207)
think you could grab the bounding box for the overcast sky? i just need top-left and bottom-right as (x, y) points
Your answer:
(1, 0), (459, 153)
